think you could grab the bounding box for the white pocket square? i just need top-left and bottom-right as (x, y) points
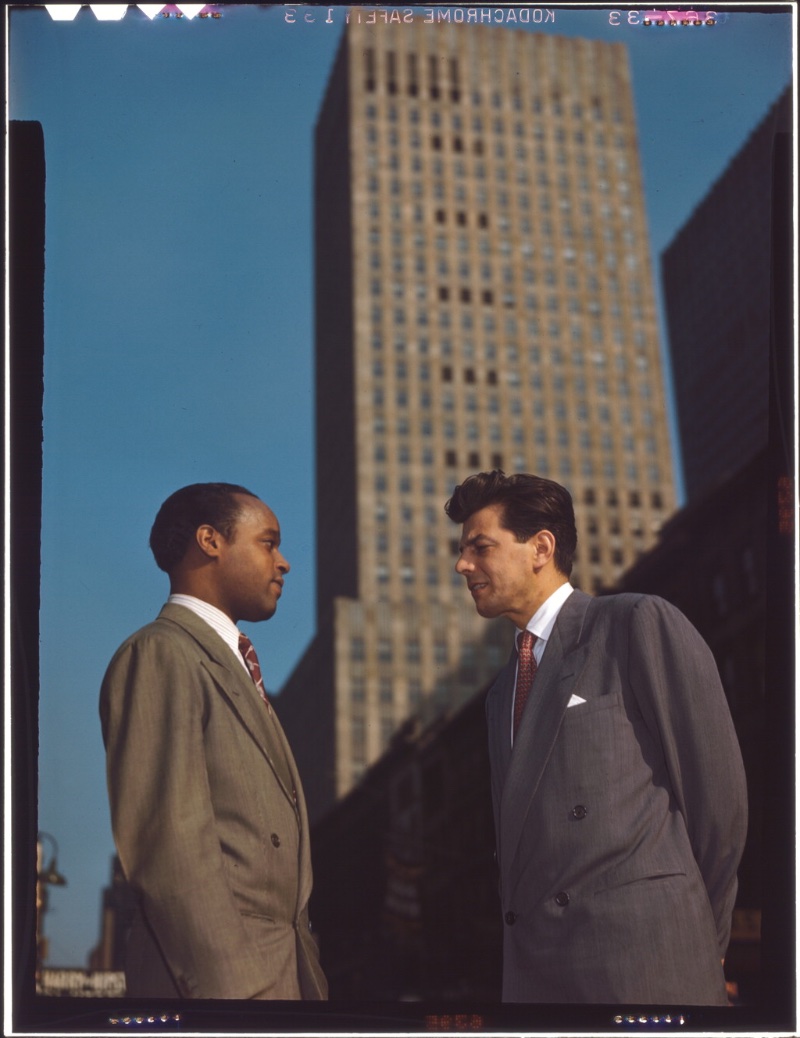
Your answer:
(567, 694), (586, 708)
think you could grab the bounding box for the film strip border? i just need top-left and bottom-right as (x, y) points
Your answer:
(44, 4), (222, 20)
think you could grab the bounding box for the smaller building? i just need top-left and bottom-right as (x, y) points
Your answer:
(611, 449), (770, 1003)
(310, 688), (502, 1001)
(88, 855), (137, 975)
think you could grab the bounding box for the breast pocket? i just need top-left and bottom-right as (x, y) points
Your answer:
(552, 691), (624, 792)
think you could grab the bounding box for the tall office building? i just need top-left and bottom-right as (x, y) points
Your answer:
(279, 19), (676, 820)
(661, 86), (791, 502)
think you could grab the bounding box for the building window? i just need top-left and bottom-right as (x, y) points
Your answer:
(351, 719), (365, 762)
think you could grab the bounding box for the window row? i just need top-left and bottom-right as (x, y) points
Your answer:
(368, 334), (652, 366)
(583, 487), (665, 509)
(371, 461), (663, 496)
(367, 113), (627, 152)
(364, 197), (636, 227)
(363, 88), (625, 124)
(365, 171), (633, 199)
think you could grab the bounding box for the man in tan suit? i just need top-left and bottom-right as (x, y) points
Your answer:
(100, 483), (328, 1000)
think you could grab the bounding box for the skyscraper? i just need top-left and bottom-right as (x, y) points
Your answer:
(278, 18), (676, 821)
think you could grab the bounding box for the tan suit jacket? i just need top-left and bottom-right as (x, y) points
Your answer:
(100, 603), (328, 1000)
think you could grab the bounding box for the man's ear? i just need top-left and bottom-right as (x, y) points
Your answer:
(195, 524), (224, 559)
(531, 529), (557, 571)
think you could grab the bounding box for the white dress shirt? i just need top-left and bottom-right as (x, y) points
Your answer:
(511, 581), (574, 745)
(167, 593), (250, 675)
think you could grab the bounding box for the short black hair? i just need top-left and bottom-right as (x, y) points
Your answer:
(149, 482), (258, 573)
(445, 470), (577, 577)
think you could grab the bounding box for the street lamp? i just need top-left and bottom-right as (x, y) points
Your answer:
(38, 832), (67, 888)
(36, 832), (67, 978)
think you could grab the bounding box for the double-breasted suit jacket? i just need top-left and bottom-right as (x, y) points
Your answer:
(100, 603), (328, 1000)
(486, 589), (747, 1004)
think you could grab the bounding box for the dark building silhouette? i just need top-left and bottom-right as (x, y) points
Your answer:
(88, 856), (137, 973)
(9, 119), (46, 1015)
(661, 86), (791, 502)
(613, 84), (795, 1009)
(612, 450), (767, 1002)
(311, 689), (501, 1001)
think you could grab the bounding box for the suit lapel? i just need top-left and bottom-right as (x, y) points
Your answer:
(158, 605), (298, 812)
(487, 654), (516, 790)
(498, 591), (593, 874)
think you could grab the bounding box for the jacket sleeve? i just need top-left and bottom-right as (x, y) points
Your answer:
(627, 595), (748, 957)
(99, 627), (273, 999)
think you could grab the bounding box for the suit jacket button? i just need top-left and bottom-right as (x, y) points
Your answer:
(271, 833), (281, 847)
(570, 805), (587, 820)
(554, 891), (570, 907)
(504, 911), (517, 925)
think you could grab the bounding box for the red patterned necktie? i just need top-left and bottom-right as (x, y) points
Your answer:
(513, 630), (538, 739)
(238, 633), (272, 714)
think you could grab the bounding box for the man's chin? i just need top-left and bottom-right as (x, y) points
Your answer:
(242, 603), (278, 624)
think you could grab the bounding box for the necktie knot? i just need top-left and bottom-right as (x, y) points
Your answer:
(513, 630), (538, 739)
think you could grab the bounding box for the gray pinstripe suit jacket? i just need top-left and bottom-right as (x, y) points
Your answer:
(487, 589), (747, 1004)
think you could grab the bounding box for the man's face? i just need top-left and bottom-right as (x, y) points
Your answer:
(213, 495), (290, 624)
(455, 503), (541, 627)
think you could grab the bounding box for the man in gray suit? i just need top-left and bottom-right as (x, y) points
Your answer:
(100, 483), (328, 1000)
(446, 471), (747, 1004)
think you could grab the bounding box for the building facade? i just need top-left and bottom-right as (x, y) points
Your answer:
(88, 856), (138, 974)
(661, 86), (791, 502)
(310, 688), (502, 1001)
(279, 20), (676, 820)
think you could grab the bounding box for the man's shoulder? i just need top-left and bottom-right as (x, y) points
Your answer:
(105, 607), (207, 668)
(587, 592), (694, 640)
(587, 590), (675, 615)
(576, 591), (691, 636)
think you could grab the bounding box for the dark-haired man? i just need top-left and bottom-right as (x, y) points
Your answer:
(446, 471), (747, 1005)
(100, 483), (327, 1000)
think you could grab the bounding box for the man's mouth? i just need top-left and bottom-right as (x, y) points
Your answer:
(468, 582), (488, 595)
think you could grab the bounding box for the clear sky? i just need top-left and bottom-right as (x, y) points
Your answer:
(8, 2), (793, 968)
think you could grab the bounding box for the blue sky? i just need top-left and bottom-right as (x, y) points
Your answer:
(8, 2), (793, 968)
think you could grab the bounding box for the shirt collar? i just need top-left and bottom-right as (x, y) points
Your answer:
(167, 593), (248, 671)
(516, 582), (574, 646)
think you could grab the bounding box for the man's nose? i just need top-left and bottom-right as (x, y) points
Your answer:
(277, 552), (290, 574)
(455, 554), (470, 574)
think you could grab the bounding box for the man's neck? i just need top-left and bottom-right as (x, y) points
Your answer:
(516, 577), (571, 629)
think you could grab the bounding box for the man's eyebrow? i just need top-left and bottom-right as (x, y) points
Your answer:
(458, 532), (495, 552)
(261, 527), (281, 542)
